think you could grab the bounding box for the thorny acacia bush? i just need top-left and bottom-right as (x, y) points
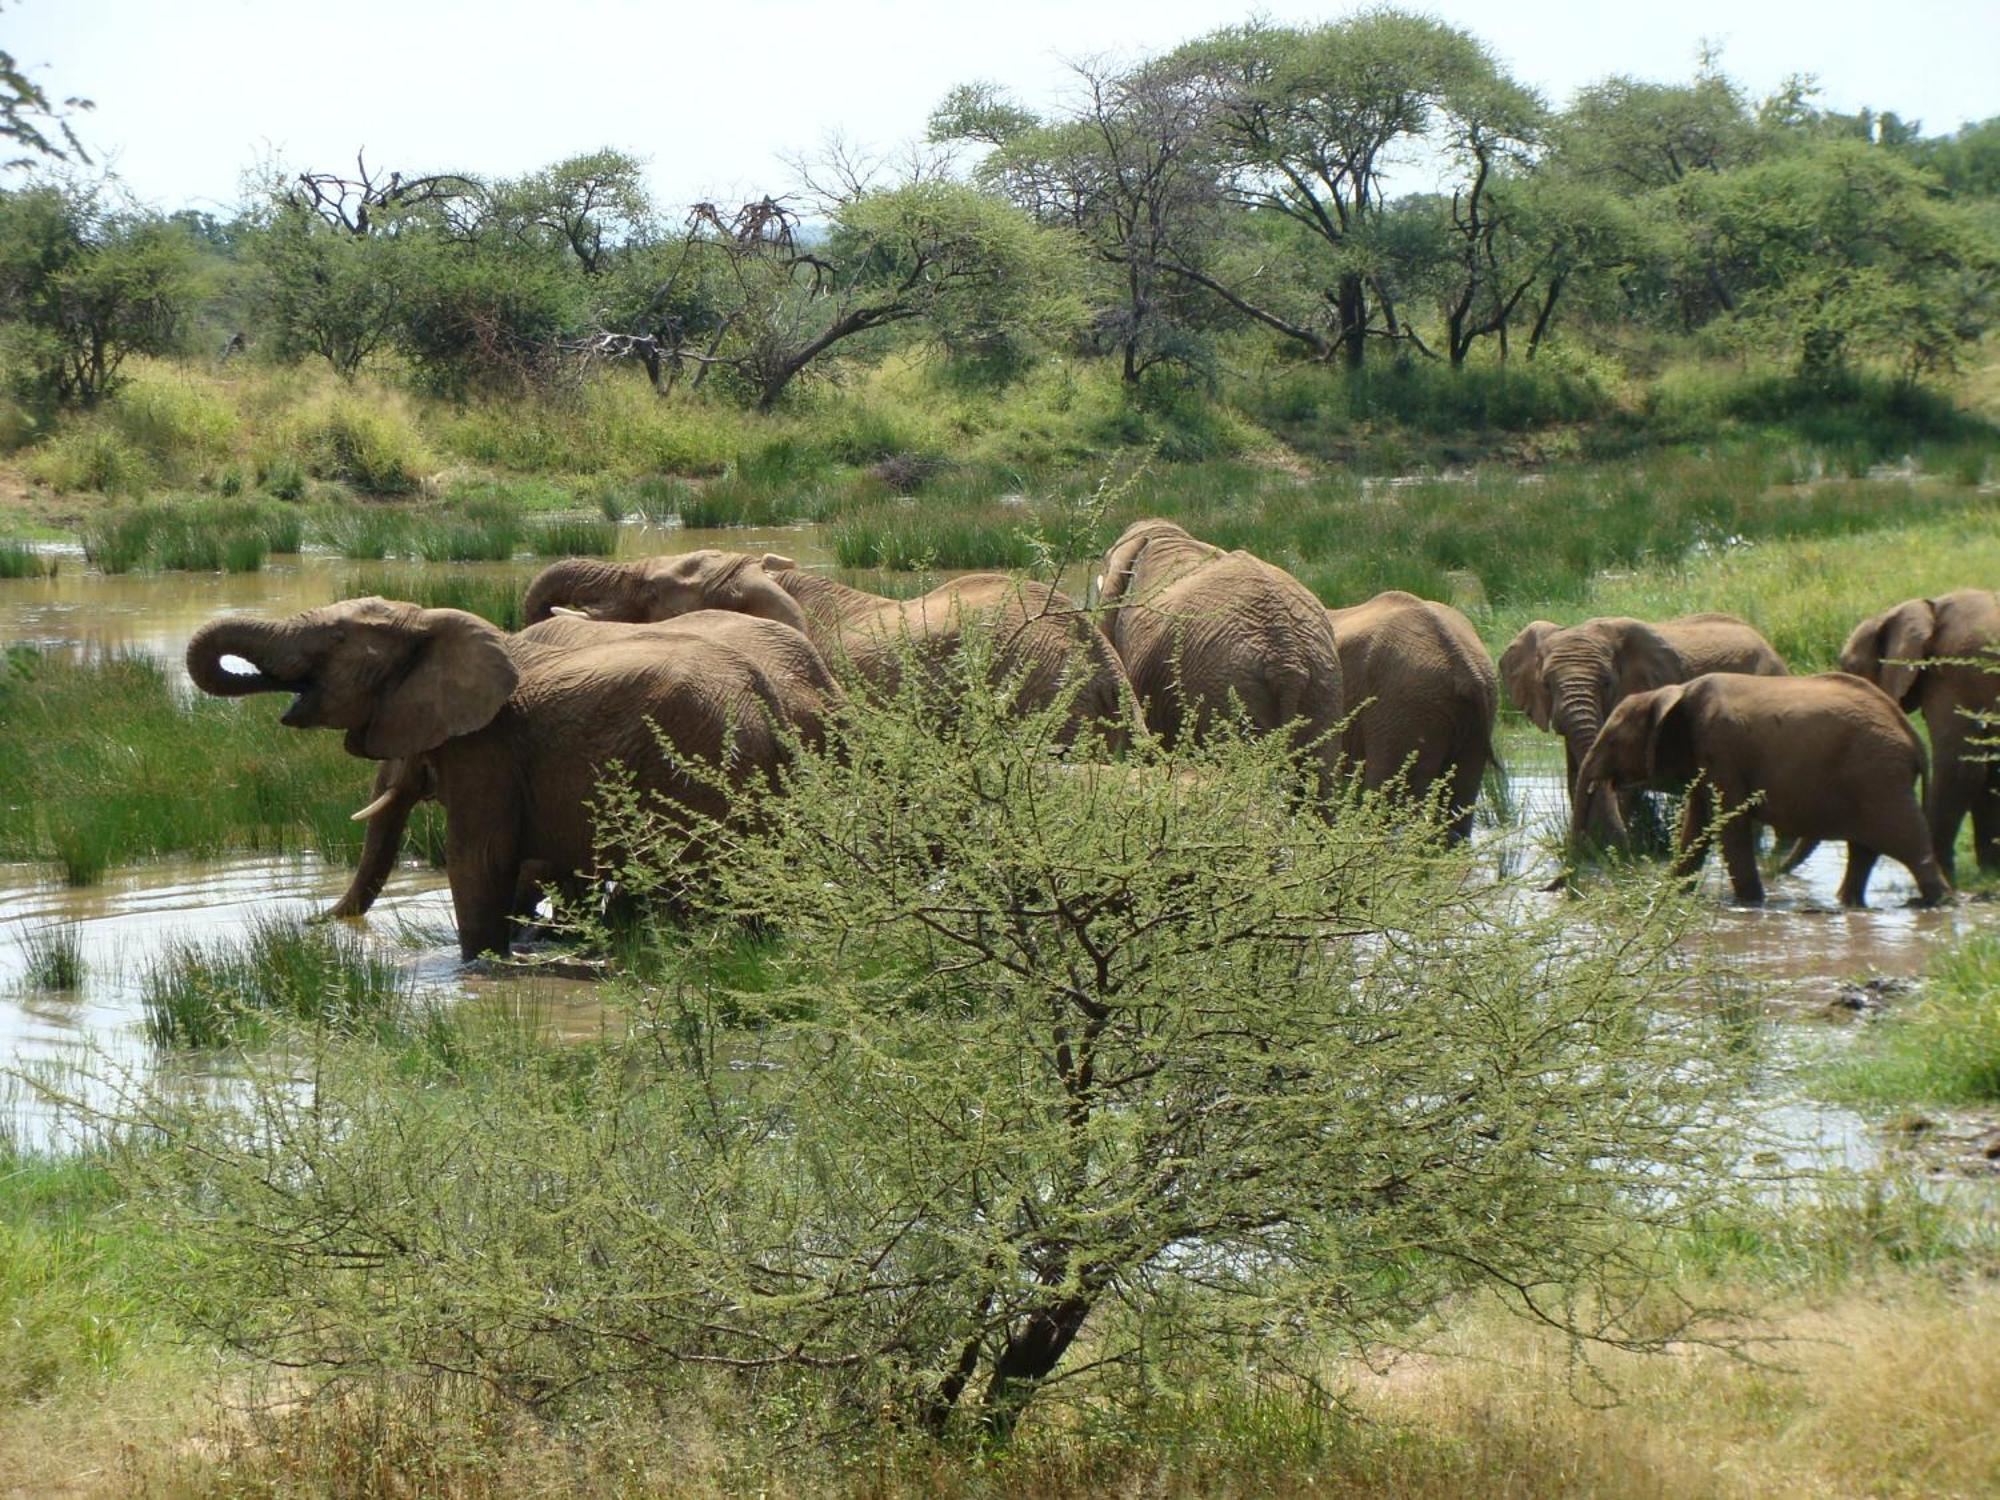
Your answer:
(97, 643), (1751, 1445)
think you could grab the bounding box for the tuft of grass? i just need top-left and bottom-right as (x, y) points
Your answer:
(0, 541), (53, 579)
(273, 392), (433, 495)
(527, 515), (618, 557)
(15, 922), (84, 991)
(831, 502), (1037, 571)
(141, 913), (415, 1048)
(24, 424), (152, 497)
(348, 570), (525, 631)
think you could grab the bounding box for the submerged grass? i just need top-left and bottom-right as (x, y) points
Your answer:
(14, 922), (85, 991)
(0, 647), (372, 881)
(141, 913), (415, 1047)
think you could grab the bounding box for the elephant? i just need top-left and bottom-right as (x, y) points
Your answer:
(1572, 672), (1948, 908)
(1840, 589), (2000, 879)
(1323, 591), (1498, 843)
(320, 611), (841, 926)
(523, 551), (1135, 748)
(1094, 519), (1344, 802)
(1499, 613), (1788, 846)
(186, 600), (841, 960)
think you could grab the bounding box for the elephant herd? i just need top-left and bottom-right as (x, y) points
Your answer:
(184, 521), (1998, 961)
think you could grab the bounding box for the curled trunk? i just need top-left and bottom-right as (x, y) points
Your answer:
(185, 617), (311, 697)
(522, 558), (638, 625)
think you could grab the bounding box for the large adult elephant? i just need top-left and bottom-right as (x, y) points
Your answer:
(1499, 613), (1788, 846)
(1094, 519), (1344, 801)
(1324, 590), (1497, 843)
(321, 611), (840, 925)
(1840, 588), (2000, 879)
(523, 551), (1134, 747)
(186, 600), (840, 960)
(1573, 672), (1948, 909)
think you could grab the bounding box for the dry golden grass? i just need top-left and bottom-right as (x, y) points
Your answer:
(8, 1278), (1991, 1499)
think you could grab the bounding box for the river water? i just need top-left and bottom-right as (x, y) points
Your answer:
(0, 526), (1990, 1168)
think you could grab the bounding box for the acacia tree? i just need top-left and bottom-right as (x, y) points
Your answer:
(933, 60), (1226, 383)
(1167, 11), (1523, 367)
(487, 148), (654, 276)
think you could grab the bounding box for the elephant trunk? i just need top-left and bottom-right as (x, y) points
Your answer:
(1553, 682), (1627, 849)
(522, 557), (638, 625)
(185, 617), (314, 698)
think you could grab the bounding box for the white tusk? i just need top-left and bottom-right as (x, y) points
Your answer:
(549, 604), (589, 618)
(350, 788), (399, 822)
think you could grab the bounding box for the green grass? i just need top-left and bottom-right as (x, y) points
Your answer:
(0, 1146), (162, 1404)
(831, 501), (1039, 570)
(348, 569), (527, 631)
(141, 913), (415, 1048)
(0, 541), (53, 579)
(1820, 929), (2000, 1109)
(75, 500), (302, 575)
(0, 647), (374, 882)
(526, 514), (618, 557)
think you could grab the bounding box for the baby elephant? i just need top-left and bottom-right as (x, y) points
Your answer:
(1574, 673), (1948, 908)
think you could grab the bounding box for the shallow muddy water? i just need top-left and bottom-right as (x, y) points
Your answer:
(1, 532), (1994, 1171)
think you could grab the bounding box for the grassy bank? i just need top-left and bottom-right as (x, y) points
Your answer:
(1823, 928), (2000, 1109)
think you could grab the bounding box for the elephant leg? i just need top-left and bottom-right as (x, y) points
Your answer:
(1928, 755), (1980, 882)
(1874, 798), (1951, 907)
(445, 815), (524, 962)
(1719, 816), (1764, 906)
(1973, 770), (2000, 874)
(1838, 845), (1880, 908)
(1670, 782), (1715, 885)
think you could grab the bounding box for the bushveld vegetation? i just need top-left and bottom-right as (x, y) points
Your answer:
(2, 10), (1999, 1496)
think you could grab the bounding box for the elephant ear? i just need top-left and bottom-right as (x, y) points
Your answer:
(1610, 620), (1684, 701)
(1499, 621), (1557, 730)
(1643, 684), (1695, 783)
(1875, 598), (1937, 707)
(1096, 522), (1170, 609)
(362, 609), (519, 759)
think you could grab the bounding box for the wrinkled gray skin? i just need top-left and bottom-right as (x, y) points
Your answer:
(1840, 589), (2000, 879)
(187, 601), (839, 960)
(523, 551), (1135, 748)
(1324, 591), (1497, 843)
(1499, 613), (1789, 847)
(1574, 672), (1948, 908)
(1095, 519), (1344, 804)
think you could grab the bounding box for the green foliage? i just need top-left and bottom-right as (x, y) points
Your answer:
(526, 514), (617, 556)
(76, 499), (297, 574)
(0, 184), (196, 407)
(116, 662), (1746, 1440)
(24, 421), (151, 495)
(247, 207), (413, 376)
(1689, 138), (1998, 378)
(141, 914), (415, 1048)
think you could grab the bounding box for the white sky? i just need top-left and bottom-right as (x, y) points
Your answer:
(12, 0), (1998, 214)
